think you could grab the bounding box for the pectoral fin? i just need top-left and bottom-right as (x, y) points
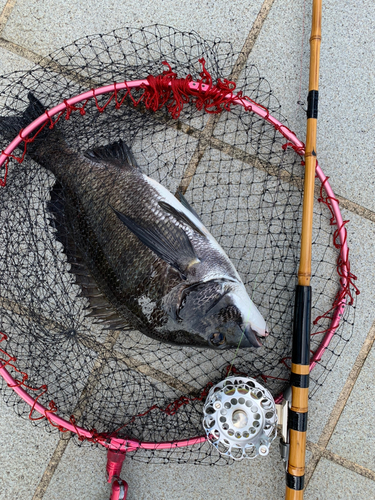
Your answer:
(111, 205), (200, 278)
(158, 200), (205, 236)
(175, 191), (203, 223)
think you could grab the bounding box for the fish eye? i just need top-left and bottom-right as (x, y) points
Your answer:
(209, 332), (226, 346)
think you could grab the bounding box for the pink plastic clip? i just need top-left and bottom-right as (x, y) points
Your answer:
(110, 478), (128, 500)
(107, 449), (128, 499)
(106, 449), (126, 483)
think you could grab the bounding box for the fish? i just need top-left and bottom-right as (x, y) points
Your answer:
(0, 92), (269, 349)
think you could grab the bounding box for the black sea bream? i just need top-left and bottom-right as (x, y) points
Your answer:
(0, 93), (268, 349)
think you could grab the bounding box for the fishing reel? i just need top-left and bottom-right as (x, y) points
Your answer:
(203, 376), (280, 460)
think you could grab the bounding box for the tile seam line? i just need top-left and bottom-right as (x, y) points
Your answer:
(0, 36), (43, 63)
(31, 434), (72, 500)
(318, 319), (375, 449)
(228, 0), (277, 81)
(1, 0), (276, 73)
(0, 0), (17, 36)
(305, 319), (375, 487)
(335, 194), (375, 224)
(176, 0), (277, 195)
(31, 330), (123, 500)
(306, 441), (375, 482)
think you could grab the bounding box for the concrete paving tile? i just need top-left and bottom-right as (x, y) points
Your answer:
(0, 1), (7, 15)
(244, 0), (310, 143)
(316, 0), (375, 213)
(327, 334), (375, 470)
(0, 48), (34, 75)
(42, 440), (109, 500)
(248, 0), (375, 212)
(0, 401), (59, 500)
(305, 458), (375, 500)
(2, 0), (264, 57)
(43, 438), (290, 500)
(304, 210), (375, 443)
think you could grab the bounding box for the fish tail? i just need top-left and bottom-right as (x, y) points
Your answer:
(0, 92), (50, 151)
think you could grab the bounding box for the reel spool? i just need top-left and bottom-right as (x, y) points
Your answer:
(203, 376), (277, 460)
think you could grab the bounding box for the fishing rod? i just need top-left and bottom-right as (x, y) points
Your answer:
(285, 1), (322, 499)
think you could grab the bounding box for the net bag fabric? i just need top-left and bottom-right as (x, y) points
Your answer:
(0, 25), (357, 464)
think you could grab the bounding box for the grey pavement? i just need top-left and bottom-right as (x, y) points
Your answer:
(0, 0), (375, 499)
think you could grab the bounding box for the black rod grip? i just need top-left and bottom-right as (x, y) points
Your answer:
(292, 285), (311, 366)
(286, 473), (305, 491)
(307, 90), (319, 119)
(288, 409), (308, 432)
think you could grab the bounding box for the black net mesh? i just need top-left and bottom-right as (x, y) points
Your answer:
(0, 25), (357, 464)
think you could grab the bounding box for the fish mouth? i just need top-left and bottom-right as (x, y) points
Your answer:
(243, 324), (269, 348)
(210, 325), (270, 349)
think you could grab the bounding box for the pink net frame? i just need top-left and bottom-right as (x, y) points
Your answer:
(0, 69), (357, 452)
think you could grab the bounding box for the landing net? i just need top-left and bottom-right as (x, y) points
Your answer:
(0, 25), (357, 464)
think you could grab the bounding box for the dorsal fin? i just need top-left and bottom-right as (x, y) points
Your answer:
(84, 140), (140, 169)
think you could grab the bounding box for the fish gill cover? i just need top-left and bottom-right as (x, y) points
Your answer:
(0, 25), (356, 464)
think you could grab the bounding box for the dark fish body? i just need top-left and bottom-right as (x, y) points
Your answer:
(0, 93), (268, 349)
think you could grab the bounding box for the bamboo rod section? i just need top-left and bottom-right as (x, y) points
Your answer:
(286, 1), (322, 499)
(297, 0), (322, 288)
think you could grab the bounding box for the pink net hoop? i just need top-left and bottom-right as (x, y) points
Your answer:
(0, 72), (357, 452)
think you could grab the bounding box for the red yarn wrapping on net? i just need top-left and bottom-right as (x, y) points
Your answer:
(139, 58), (241, 119)
(0, 58), (247, 188)
(314, 177), (359, 327)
